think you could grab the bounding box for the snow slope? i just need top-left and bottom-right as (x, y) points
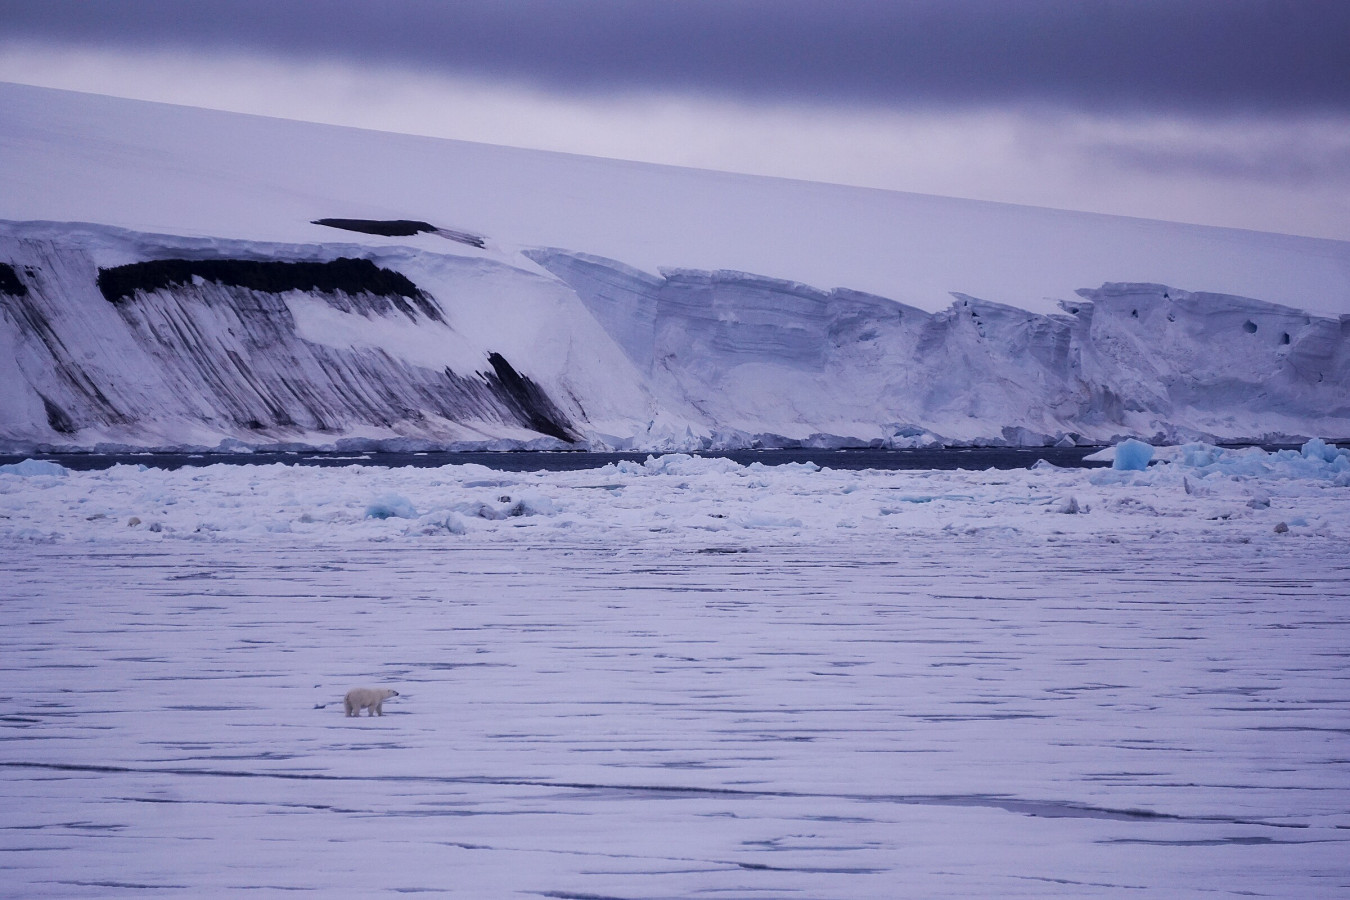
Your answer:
(2, 82), (1349, 450)
(2, 83), (1347, 318)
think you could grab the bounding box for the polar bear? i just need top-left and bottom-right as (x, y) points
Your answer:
(344, 687), (400, 717)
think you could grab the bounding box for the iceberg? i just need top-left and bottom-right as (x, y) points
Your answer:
(1112, 439), (1155, 471)
(0, 458), (68, 477)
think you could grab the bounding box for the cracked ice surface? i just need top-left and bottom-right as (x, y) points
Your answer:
(1, 456), (1348, 897)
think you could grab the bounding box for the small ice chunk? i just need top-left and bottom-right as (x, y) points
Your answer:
(463, 501), (509, 520)
(1112, 439), (1155, 471)
(10, 527), (58, 543)
(455, 491), (557, 520)
(1301, 438), (1344, 463)
(504, 492), (557, 517)
(1052, 496), (1081, 514)
(365, 493), (418, 519)
(418, 511), (467, 534)
(1179, 443), (1223, 467)
(642, 454), (744, 476)
(0, 458), (68, 477)
(746, 460), (820, 473)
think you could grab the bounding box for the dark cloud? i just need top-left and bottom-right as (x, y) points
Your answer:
(3, 0), (1348, 115)
(1087, 134), (1350, 187)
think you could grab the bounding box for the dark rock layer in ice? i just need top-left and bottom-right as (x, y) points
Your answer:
(0, 261), (28, 296)
(313, 218), (488, 249)
(2, 239), (576, 446)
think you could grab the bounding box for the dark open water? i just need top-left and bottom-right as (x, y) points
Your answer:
(0, 447), (1111, 473)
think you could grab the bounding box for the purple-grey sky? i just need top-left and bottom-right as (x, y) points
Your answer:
(2, 0), (1348, 239)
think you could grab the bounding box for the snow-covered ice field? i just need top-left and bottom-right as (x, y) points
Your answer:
(2, 448), (1349, 897)
(6, 85), (1350, 451)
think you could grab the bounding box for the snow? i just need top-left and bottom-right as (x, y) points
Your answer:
(1, 453), (1348, 896)
(2, 83), (1347, 320)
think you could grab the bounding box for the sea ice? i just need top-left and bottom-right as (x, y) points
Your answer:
(1, 457), (1347, 896)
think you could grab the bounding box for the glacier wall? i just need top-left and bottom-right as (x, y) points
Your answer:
(2, 222), (1348, 452)
(527, 248), (1350, 447)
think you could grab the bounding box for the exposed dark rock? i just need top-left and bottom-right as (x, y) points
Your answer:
(96, 258), (422, 304)
(0, 262), (28, 296)
(435, 227), (488, 249)
(313, 218), (487, 249)
(483, 352), (579, 443)
(39, 394), (75, 434)
(313, 218), (436, 237)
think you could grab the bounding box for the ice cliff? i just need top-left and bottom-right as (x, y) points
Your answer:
(524, 249), (1350, 448)
(2, 221), (1347, 452)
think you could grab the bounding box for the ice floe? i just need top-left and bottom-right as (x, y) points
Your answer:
(1, 449), (1347, 896)
(2, 443), (1347, 548)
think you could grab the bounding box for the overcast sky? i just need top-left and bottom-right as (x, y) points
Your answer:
(2, 0), (1348, 239)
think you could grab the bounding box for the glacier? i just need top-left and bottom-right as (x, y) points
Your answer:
(1, 82), (1349, 450)
(2, 220), (1348, 452)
